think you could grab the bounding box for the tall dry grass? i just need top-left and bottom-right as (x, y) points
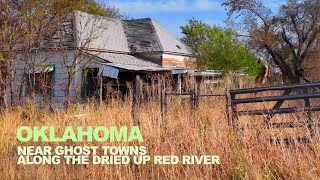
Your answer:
(0, 84), (320, 179)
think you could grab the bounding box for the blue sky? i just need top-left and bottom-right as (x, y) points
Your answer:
(102, 0), (284, 38)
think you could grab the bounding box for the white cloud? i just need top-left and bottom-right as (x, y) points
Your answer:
(108, 0), (224, 14)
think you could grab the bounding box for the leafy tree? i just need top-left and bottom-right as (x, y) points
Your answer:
(181, 19), (261, 76)
(223, 0), (320, 84)
(84, 0), (123, 18)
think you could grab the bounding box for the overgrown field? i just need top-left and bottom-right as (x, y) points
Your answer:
(0, 96), (320, 180)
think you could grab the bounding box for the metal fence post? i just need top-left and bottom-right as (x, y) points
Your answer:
(225, 93), (231, 126)
(230, 92), (239, 129)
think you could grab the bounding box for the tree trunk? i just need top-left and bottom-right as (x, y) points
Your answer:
(281, 70), (302, 84)
(65, 71), (75, 108)
(281, 67), (309, 85)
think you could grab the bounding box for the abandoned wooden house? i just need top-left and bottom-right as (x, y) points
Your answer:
(2, 11), (224, 107)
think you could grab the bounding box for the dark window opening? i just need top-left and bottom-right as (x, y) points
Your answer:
(26, 70), (54, 96)
(81, 68), (99, 99)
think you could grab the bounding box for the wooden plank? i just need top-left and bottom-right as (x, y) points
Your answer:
(238, 106), (320, 116)
(230, 93), (239, 128)
(230, 82), (320, 94)
(271, 89), (292, 110)
(132, 74), (141, 125)
(233, 92), (320, 104)
(241, 121), (320, 129)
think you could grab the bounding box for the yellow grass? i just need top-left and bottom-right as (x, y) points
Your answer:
(0, 95), (320, 180)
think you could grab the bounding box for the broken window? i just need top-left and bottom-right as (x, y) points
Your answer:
(26, 65), (55, 96)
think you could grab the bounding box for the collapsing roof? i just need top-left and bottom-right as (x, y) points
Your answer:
(98, 61), (184, 79)
(123, 18), (193, 55)
(85, 52), (225, 79)
(74, 11), (196, 79)
(74, 11), (194, 56)
(85, 51), (183, 78)
(86, 51), (160, 67)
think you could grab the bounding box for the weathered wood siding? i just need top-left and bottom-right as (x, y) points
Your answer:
(162, 54), (196, 68)
(8, 50), (77, 105)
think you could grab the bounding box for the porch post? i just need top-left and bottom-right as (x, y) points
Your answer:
(177, 73), (182, 93)
(99, 72), (103, 105)
(132, 73), (142, 125)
